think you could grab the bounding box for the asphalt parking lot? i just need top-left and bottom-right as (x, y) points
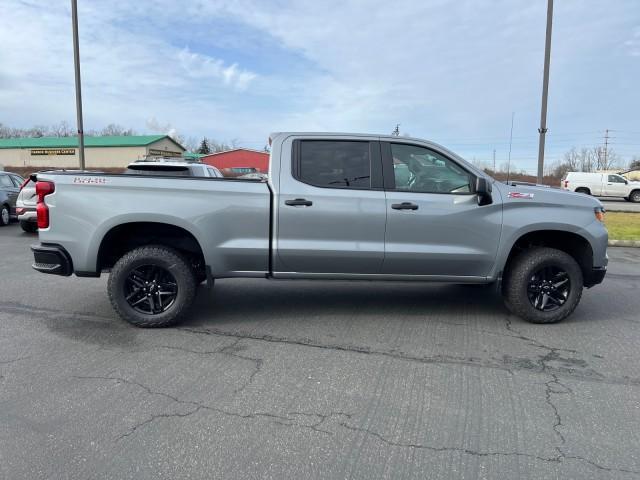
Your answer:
(600, 198), (640, 212)
(1, 224), (640, 479)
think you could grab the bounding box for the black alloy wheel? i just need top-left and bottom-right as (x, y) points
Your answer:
(527, 266), (571, 312)
(124, 264), (178, 314)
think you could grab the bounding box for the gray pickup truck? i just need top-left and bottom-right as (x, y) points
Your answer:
(31, 132), (608, 327)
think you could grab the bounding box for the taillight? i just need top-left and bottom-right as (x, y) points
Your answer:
(36, 181), (55, 229)
(564, 180), (569, 188)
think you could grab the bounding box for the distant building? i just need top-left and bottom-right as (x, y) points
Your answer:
(0, 135), (185, 169)
(202, 148), (269, 175)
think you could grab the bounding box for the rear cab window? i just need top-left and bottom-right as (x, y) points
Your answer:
(293, 140), (379, 189)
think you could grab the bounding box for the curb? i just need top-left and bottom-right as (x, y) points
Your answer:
(608, 239), (640, 248)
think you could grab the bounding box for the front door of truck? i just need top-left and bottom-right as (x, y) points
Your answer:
(380, 142), (502, 278)
(276, 138), (386, 274)
(604, 174), (628, 197)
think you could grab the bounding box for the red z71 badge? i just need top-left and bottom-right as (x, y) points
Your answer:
(508, 192), (534, 199)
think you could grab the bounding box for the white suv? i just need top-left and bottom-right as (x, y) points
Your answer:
(126, 160), (223, 178)
(561, 172), (640, 203)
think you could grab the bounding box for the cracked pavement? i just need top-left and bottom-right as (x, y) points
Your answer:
(1, 225), (640, 479)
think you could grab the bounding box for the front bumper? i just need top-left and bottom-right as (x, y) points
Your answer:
(584, 266), (606, 288)
(31, 244), (73, 276)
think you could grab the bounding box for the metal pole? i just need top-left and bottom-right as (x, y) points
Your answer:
(536, 0), (554, 184)
(506, 112), (514, 184)
(71, 0), (85, 170)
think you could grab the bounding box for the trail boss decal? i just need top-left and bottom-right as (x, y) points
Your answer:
(508, 192), (535, 199)
(73, 177), (109, 184)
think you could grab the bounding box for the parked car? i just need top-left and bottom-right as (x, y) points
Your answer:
(561, 171), (640, 202)
(31, 132), (607, 327)
(0, 171), (25, 226)
(223, 167), (259, 176)
(16, 178), (37, 232)
(238, 172), (268, 180)
(126, 160), (223, 178)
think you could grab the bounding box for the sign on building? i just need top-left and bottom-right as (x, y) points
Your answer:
(31, 148), (76, 156)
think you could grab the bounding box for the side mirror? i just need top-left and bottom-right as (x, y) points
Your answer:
(476, 177), (493, 206)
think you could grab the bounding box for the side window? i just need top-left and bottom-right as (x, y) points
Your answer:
(608, 175), (625, 183)
(207, 167), (220, 178)
(390, 144), (472, 194)
(0, 175), (14, 187)
(296, 140), (371, 189)
(10, 175), (24, 187)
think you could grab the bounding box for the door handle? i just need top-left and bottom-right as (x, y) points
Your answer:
(285, 198), (313, 207)
(391, 202), (418, 210)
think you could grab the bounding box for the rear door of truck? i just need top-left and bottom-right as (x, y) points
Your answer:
(275, 136), (386, 274)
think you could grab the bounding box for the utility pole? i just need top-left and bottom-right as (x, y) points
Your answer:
(492, 149), (496, 173)
(506, 112), (515, 184)
(392, 124), (400, 136)
(71, 0), (85, 169)
(536, 0), (554, 184)
(603, 129), (609, 169)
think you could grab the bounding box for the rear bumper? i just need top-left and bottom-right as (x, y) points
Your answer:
(17, 207), (36, 222)
(584, 266), (606, 288)
(31, 244), (73, 276)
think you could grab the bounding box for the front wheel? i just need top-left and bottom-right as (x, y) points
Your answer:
(503, 247), (583, 324)
(630, 190), (640, 203)
(108, 245), (197, 327)
(0, 204), (9, 226)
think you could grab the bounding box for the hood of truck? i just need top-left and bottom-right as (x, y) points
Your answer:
(493, 181), (603, 209)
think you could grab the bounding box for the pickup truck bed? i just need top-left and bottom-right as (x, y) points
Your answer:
(35, 174), (271, 278)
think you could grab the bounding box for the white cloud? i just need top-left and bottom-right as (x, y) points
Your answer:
(1, 0), (639, 169)
(177, 48), (256, 90)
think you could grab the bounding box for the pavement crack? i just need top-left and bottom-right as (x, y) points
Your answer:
(338, 422), (559, 463)
(338, 422), (640, 475)
(176, 326), (640, 388)
(0, 356), (30, 365)
(71, 375), (352, 440)
(116, 407), (203, 440)
(155, 339), (263, 393)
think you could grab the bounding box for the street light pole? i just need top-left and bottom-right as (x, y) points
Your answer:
(536, 0), (554, 184)
(71, 0), (85, 170)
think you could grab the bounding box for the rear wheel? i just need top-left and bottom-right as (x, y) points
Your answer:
(630, 190), (640, 203)
(0, 204), (9, 226)
(20, 220), (38, 233)
(575, 187), (590, 195)
(503, 247), (583, 324)
(108, 245), (197, 327)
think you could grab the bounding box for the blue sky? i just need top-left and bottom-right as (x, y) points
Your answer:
(1, 0), (639, 173)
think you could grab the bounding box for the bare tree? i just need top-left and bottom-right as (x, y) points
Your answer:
(100, 123), (135, 136)
(49, 121), (74, 137)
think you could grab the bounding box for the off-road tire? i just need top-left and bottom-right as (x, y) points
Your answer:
(20, 220), (38, 233)
(108, 245), (197, 327)
(503, 247), (583, 324)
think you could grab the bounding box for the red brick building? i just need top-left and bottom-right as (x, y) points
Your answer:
(202, 149), (269, 175)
